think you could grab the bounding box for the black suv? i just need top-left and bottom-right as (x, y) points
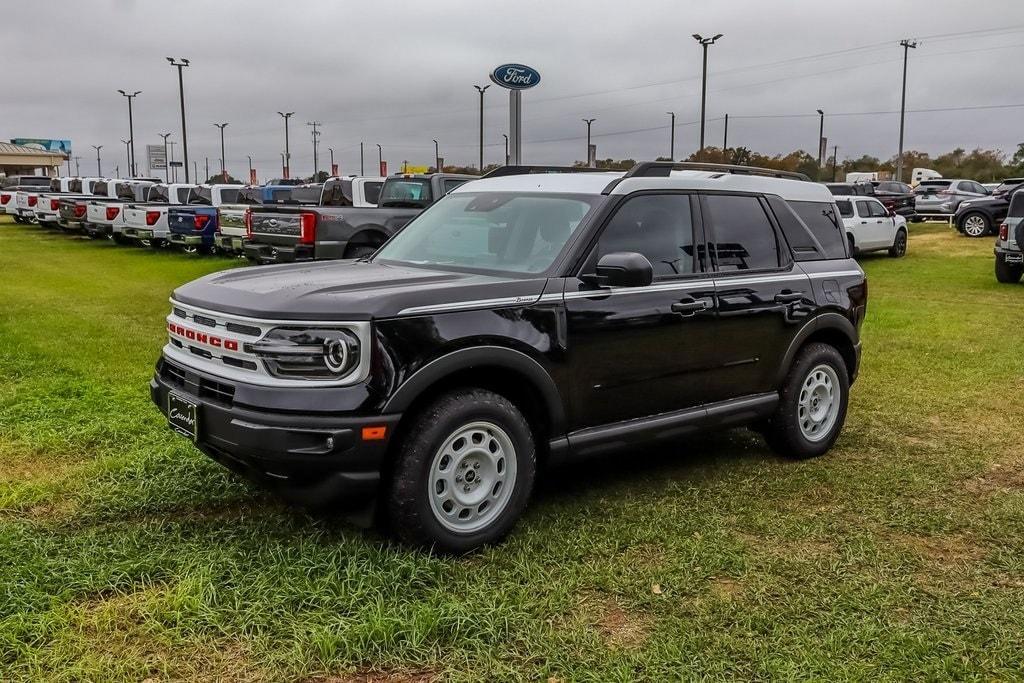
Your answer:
(152, 162), (867, 552)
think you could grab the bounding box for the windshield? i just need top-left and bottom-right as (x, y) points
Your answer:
(379, 178), (433, 208)
(174, 187), (192, 203)
(236, 187), (264, 205)
(916, 180), (951, 193)
(287, 184), (324, 205)
(993, 180), (1024, 195)
(374, 192), (597, 276)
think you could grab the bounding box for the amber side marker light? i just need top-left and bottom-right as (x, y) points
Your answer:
(362, 426), (387, 441)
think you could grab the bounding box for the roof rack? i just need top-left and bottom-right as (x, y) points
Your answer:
(481, 165), (615, 179)
(620, 161), (810, 182)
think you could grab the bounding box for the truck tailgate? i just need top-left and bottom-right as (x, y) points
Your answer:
(249, 210), (303, 245)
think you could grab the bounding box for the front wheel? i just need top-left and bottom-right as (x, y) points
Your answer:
(995, 257), (1023, 284)
(386, 389), (536, 553)
(961, 213), (990, 238)
(888, 229), (908, 258)
(765, 343), (850, 460)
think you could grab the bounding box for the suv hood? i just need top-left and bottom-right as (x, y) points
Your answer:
(172, 260), (550, 320)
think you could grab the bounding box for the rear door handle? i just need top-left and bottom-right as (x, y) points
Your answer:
(671, 299), (708, 315)
(774, 291), (805, 304)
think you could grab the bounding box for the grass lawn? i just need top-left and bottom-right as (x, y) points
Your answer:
(1, 215), (1023, 681)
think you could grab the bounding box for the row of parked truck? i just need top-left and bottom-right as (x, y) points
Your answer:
(0, 172), (476, 263)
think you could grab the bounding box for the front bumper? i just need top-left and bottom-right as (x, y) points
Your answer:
(150, 357), (400, 507)
(243, 241), (314, 263)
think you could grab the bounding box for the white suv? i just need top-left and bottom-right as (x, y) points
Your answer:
(835, 195), (908, 257)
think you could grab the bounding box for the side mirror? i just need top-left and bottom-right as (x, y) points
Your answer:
(584, 251), (654, 288)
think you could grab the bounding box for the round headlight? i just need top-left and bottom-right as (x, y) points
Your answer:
(323, 337), (350, 372)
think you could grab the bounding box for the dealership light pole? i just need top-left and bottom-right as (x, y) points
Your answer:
(896, 39), (917, 183)
(121, 139), (131, 175)
(692, 33), (722, 160)
(723, 113), (729, 151)
(204, 157), (209, 182)
(169, 142), (177, 182)
(666, 111), (676, 160)
(280, 152), (285, 178)
(360, 142), (365, 175)
(117, 89), (141, 176)
(166, 58), (190, 182)
(158, 133), (172, 182)
(74, 156), (81, 176)
(328, 147), (334, 175)
(277, 111), (294, 179)
(376, 143), (383, 174)
(248, 154), (253, 183)
(816, 109), (825, 169)
(582, 118), (596, 167)
(92, 145), (103, 176)
(832, 145), (839, 182)
(194, 160), (199, 182)
(502, 134), (509, 166)
(214, 122), (228, 181)
(474, 84), (490, 172)
(433, 139), (440, 172)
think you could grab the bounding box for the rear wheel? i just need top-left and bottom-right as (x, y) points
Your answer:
(888, 229), (908, 258)
(847, 234), (856, 256)
(111, 233), (131, 245)
(765, 343), (850, 460)
(387, 389), (536, 553)
(995, 257), (1023, 284)
(961, 213), (990, 238)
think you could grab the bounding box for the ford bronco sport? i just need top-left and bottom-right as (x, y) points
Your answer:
(152, 162), (866, 552)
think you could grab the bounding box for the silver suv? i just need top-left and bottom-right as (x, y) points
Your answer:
(915, 179), (989, 219)
(995, 191), (1024, 283)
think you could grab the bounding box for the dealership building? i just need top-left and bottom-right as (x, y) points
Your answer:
(0, 142), (67, 177)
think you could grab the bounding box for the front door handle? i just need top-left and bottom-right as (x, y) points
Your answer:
(774, 291), (805, 304)
(671, 299), (708, 316)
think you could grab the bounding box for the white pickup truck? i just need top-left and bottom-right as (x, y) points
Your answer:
(83, 180), (154, 239)
(122, 183), (196, 247)
(31, 178), (78, 226)
(4, 176), (54, 223)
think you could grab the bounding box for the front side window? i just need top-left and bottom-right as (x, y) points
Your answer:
(375, 192), (596, 276)
(855, 200), (873, 217)
(868, 200), (889, 218)
(835, 200), (854, 218)
(596, 194), (695, 277)
(704, 194), (781, 272)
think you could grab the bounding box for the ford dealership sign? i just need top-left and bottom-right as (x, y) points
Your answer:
(489, 64), (541, 90)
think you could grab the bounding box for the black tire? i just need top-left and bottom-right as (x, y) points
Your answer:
(909, 216), (923, 223)
(847, 234), (856, 257)
(995, 258), (1023, 284)
(888, 228), (908, 258)
(387, 389), (536, 553)
(765, 343), (850, 460)
(12, 216), (26, 225)
(111, 233), (131, 245)
(960, 212), (990, 238)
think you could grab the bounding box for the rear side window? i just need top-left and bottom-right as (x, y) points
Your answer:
(704, 194), (782, 271)
(1008, 192), (1024, 218)
(787, 201), (846, 259)
(598, 194), (695, 278)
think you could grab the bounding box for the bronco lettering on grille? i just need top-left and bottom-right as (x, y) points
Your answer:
(167, 322), (240, 351)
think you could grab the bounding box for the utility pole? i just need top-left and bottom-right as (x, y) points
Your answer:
(194, 160), (199, 183)
(278, 111), (294, 179)
(474, 84), (490, 172)
(502, 134), (509, 166)
(328, 147), (334, 175)
(121, 139), (131, 176)
(214, 122), (228, 180)
(159, 133), (172, 182)
(723, 113), (729, 152)
(117, 89), (140, 175)
(307, 121), (321, 179)
(166, 58), (190, 182)
(360, 142), (365, 176)
(74, 156), (81, 176)
(582, 118), (596, 167)
(92, 145), (103, 176)
(248, 155), (253, 183)
(832, 145), (839, 182)
(816, 109), (825, 169)
(433, 139), (440, 172)
(204, 157), (209, 182)
(666, 111), (676, 160)
(896, 39), (917, 183)
(692, 33), (723, 160)
(376, 143), (383, 174)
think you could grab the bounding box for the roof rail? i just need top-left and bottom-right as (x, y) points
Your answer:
(481, 165), (615, 179)
(621, 161), (810, 182)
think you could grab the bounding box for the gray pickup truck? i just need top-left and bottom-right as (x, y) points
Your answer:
(242, 173), (476, 264)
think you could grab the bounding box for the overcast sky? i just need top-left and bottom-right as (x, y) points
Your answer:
(5, 0), (1024, 178)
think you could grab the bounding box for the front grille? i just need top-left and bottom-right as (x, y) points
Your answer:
(193, 314), (217, 327)
(160, 359), (235, 406)
(160, 360), (186, 387)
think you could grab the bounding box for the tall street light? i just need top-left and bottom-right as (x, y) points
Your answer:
(582, 118), (596, 167)
(473, 84), (490, 172)
(214, 122), (228, 180)
(158, 133), (172, 182)
(896, 39), (918, 183)
(92, 145), (103, 176)
(816, 109), (825, 169)
(666, 111), (676, 160)
(166, 58), (190, 182)
(277, 111), (294, 179)
(328, 147), (334, 175)
(117, 89), (140, 176)
(432, 139), (440, 172)
(360, 142), (365, 176)
(120, 139), (131, 175)
(248, 155), (253, 183)
(376, 143), (383, 174)
(502, 134), (509, 166)
(692, 33), (723, 160)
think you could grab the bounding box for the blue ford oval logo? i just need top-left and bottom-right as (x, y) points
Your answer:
(489, 64), (541, 90)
